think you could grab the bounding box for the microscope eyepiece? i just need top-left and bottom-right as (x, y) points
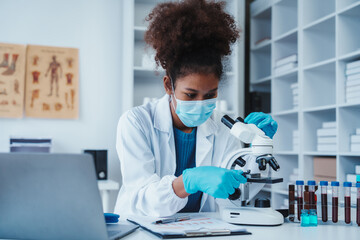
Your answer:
(221, 115), (236, 129)
(269, 157), (280, 171)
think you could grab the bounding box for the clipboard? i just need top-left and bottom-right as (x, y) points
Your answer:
(127, 214), (251, 239)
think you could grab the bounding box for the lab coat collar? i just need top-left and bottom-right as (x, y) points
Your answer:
(154, 94), (173, 133)
(153, 94), (218, 136)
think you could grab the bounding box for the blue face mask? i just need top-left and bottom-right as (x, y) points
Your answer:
(171, 83), (217, 127)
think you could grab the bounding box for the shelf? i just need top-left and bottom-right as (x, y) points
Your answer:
(251, 7), (271, 48)
(303, 12), (335, 31)
(248, 0), (360, 207)
(337, 3), (360, 56)
(251, 39), (271, 50)
(338, 49), (360, 61)
(302, 0), (335, 26)
(303, 152), (337, 156)
(303, 58), (335, 71)
(250, 1), (272, 18)
(272, 113), (298, 152)
(339, 102), (360, 108)
(338, 156), (360, 183)
(303, 16), (335, 67)
(273, 30), (297, 69)
(303, 108), (336, 152)
(271, 67), (298, 113)
(272, 0), (298, 38)
(337, 0), (360, 14)
(134, 0), (154, 28)
(303, 61), (336, 109)
(250, 75), (271, 84)
(273, 27), (298, 42)
(250, 79), (271, 93)
(134, 26), (146, 41)
(250, 44), (271, 82)
(338, 105), (360, 152)
(273, 68), (298, 78)
(303, 105), (336, 113)
(339, 152), (360, 157)
(272, 109), (298, 117)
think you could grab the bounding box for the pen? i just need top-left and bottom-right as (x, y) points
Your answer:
(154, 216), (190, 224)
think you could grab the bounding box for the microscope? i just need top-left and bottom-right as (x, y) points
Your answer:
(219, 115), (284, 226)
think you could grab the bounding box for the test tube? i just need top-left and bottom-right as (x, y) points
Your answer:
(320, 181), (328, 222)
(344, 182), (352, 224)
(296, 180), (304, 221)
(304, 185), (309, 210)
(331, 181), (339, 223)
(289, 185), (295, 222)
(308, 180), (316, 210)
(356, 182), (360, 227)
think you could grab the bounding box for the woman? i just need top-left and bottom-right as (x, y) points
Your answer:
(114, 0), (277, 217)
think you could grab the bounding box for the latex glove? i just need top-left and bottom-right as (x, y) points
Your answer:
(104, 213), (120, 223)
(244, 112), (278, 139)
(182, 166), (247, 199)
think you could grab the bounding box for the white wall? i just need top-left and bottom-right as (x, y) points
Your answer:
(0, 0), (124, 211)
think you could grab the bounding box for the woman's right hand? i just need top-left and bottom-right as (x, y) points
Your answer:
(182, 166), (247, 199)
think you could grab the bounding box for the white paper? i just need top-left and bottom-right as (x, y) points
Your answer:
(127, 214), (247, 235)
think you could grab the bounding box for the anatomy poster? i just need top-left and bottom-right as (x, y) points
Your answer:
(0, 43), (26, 118)
(25, 45), (79, 119)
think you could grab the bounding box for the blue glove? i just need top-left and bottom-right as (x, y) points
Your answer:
(244, 112), (278, 139)
(182, 166), (247, 199)
(104, 213), (120, 223)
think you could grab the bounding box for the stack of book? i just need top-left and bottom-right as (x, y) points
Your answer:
(317, 121), (337, 152)
(345, 59), (360, 103)
(10, 137), (52, 153)
(291, 83), (299, 109)
(293, 129), (299, 151)
(350, 128), (360, 152)
(274, 54), (298, 75)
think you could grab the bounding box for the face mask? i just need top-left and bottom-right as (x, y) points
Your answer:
(171, 81), (217, 127)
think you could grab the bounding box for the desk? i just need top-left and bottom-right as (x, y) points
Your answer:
(121, 212), (360, 240)
(97, 179), (119, 212)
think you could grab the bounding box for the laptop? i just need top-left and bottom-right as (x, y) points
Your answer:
(0, 153), (138, 240)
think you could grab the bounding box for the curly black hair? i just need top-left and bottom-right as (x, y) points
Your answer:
(144, 0), (240, 84)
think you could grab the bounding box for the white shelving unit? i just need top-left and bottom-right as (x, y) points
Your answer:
(121, 0), (245, 117)
(250, 0), (360, 209)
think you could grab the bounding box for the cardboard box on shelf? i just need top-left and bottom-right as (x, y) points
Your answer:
(313, 157), (336, 178)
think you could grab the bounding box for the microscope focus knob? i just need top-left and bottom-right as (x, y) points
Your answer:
(254, 198), (271, 208)
(228, 188), (241, 200)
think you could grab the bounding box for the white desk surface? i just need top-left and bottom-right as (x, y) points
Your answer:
(121, 212), (360, 240)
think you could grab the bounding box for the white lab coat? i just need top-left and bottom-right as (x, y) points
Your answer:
(114, 94), (267, 218)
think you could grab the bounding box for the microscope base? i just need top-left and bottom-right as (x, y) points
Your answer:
(221, 207), (284, 226)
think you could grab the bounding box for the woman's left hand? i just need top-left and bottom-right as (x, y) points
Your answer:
(244, 112), (278, 139)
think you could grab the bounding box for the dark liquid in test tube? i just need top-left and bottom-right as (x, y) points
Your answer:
(321, 194), (328, 222)
(332, 197), (338, 223)
(309, 191), (315, 209)
(297, 197), (303, 221)
(345, 196), (351, 224)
